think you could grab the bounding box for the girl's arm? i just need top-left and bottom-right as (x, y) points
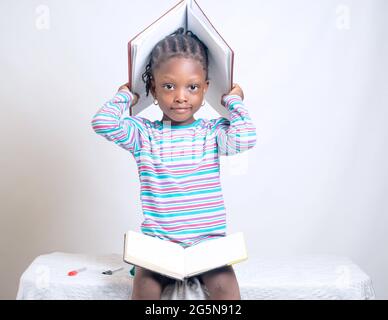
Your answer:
(212, 90), (257, 156)
(91, 89), (149, 154)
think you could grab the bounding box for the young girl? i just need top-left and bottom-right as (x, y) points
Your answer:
(91, 28), (256, 300)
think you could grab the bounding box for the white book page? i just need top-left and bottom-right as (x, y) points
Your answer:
(184, 233), (248, 276)
(187, 6), (231, 119)
(189, 0), (226, 56)
(125, 231), (185, 277)
(131, 1), (187, 115)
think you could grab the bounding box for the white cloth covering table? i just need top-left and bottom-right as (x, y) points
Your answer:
(16, 252), (375, 300)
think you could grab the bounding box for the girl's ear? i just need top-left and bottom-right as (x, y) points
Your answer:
(150, 78), (156, 98)
(204, 80), (210, 94)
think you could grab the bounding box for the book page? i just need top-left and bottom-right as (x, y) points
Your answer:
(189, 0), (228, 63)
(187, 6), (231, 119)
(130, 1), (187, 115)
(189, 0), (233, 81)
(124, 231), (185, 279)
(184, 233), (248, 276)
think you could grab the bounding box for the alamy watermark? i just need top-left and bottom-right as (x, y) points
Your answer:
(335, 4), (351, 30)
(35, 5), (50, 31)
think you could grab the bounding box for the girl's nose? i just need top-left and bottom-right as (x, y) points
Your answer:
(174, 88), (188, 103)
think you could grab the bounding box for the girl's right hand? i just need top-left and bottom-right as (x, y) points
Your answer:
(221, 83), (244, 106)
(118, 83), (139, 106)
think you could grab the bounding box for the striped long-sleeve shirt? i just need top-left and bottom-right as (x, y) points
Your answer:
(91, 90), (256, 247)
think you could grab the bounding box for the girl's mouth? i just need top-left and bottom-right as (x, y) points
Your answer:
(171, 107), (192, 114)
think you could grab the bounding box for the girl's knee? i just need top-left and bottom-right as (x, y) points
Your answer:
(200, 266), (241, 300)
(132, 267), (164, 299)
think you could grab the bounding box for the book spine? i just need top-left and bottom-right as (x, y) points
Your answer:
(185, 0), (188, 31)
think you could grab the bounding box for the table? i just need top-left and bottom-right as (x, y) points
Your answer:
(16, 252), (375, 300)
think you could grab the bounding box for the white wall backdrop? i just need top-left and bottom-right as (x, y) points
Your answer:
(0, 0), (387, 299)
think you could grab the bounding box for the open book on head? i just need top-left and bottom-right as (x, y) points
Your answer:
(128, 0), (234, 119)
(123, 231), (248, 280)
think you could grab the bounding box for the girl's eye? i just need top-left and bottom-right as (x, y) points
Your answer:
(162, 84), (199, 91)
(162, 84), (174, 90)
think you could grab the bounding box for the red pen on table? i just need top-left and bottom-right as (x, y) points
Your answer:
(67, 267), (87, 276)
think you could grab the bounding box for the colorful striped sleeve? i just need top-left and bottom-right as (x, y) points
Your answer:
(212, 94), (257, 156)
(91, 90), (149, 154)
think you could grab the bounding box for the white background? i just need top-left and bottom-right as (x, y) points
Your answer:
(0, 0), (387, 299)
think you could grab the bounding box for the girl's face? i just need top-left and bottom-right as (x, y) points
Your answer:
(151, 57), (209, 126)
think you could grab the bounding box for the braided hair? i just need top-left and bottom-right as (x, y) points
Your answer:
(141, 27), (209, 97)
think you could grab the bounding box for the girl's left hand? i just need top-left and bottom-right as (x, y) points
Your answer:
(221, 83), (244, 106)
(118, 83), (139, 106)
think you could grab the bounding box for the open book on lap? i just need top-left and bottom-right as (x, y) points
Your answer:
(123, 231), (248, 280)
